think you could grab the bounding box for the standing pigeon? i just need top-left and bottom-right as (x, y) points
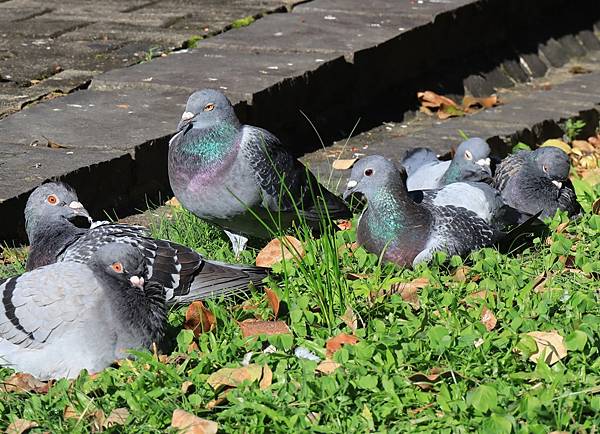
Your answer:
(0, 243), (167, 380)
(492, 146), (581, 219)
(343, 155), (535, 267)
(168, 89), (351, 255)
(401, 138), (492, 190)
(25, 182), (268, 305)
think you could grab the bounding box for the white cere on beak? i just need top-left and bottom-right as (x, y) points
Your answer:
(475, 158), (491, 167)
(347, 180), (358, 189)
(68, 201), (84, 210)
(130, 276), (145, 289)
(181, 111), (195, 121)
(552, 180), (563, 189)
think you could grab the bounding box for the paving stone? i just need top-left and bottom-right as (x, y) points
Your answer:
(464, 74), (496, 97)
(482, 66), (515, 90)
(557, 34), (587, 58)
(577, 29), (600, 51)
(501, 57), (529, 83)
(539, 38), (570, 67)
(519, 53), (548, 77)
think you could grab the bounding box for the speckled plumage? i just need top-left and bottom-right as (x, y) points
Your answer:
(493, 147), (581, 219)
(345, 156), (523, 267)
(168, 89), (351, 246)
(402, 138), (492, 190)
(25, 183), (269, 305)
(0, 243), (167, 380)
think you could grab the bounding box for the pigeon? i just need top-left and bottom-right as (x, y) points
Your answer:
(25, 182), (268, 305)
(401, 138), (492, 190)
(0, 243), (167, 380)
(343, 155), (537, 267)
(409, 181), (526, 230)
(168, 89), (351, 255)
(492, 146), (581, 219)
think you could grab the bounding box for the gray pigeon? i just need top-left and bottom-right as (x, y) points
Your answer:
(343, 155), (536, 267)
(0, 243), (167, 380)
(409, 181), (525, 230)
(402, 138), (492, 190)
(168, 89), (351, 255)
(25, 182), (268, 305)
(493, 146), (581, 219)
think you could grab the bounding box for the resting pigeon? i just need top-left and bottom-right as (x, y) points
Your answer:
(492, 146), (581, 219)
(25, 182), (268, 305)
(409, 181), (526, 230)
(168, 89), (351, 255)
(402, 138), (492, 190)
(343, 155), (537, 267)
(0, 243), (167, 380)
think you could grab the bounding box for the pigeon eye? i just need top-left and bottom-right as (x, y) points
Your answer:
(203, 103), (215, 112)
(111, 262), (124, 273)
(542, 165), (548, 173)
(464, 150), (473, 160)
(47, 194), (59, 205)
(364, 168), (374, 177)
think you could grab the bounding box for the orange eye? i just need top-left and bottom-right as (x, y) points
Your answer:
(203, 103), (215, 112)
(47, 194), (58, 205)
(111, 262), (123, 273)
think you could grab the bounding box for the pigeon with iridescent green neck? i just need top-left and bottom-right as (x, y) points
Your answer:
(343, 156), (534, 267)
(493, 146), (581, 219)
(168, 89), (351, 255)
(402, 138), (492, 191)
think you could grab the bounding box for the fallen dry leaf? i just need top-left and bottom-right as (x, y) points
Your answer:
(42, 135), (70, 149)
(207, 364), (270, 390)
(481, 307), (497, 332)
(408, 368), (462, 390)
(347, 272), (369, 280)
(264, 288), (280, 318)
(326, 333), (359, 357)
(555, 221), (569, 234)
(181, 381), (194, 394)
(171, 409), (218, 434)
(6, 419), (38, 434)
(332, 158), (357, 170)
(0, 373), (50, 394)
(572, 140), (596, 153)
(380, 277), (429, 310)
(165, 197), (181, 208)
(255, 236), (304, 267)
(541, 139), (572, 154)
(532, 272), (550, 293)
(116, 104), (129, 109)
(238, 319), (291, 337)
(407, 403), (435, 416)
(104, 408), (129, 428)
(206, 392), (229, 410)
(316, 360), (342, 375)
(63, 405), (79, 420)
(462, 95), (499, 111)
(341, 306), (358, 333)
(569, 65), (592, 74)
(526, 331), (567, 366)
(184, 301), (216, 337)
(336, 219), (352, 230)
(453, 266), (470, 282)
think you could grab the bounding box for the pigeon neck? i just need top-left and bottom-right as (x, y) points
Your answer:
(26, 221), (85, 270)
(180, 121), (239, 163)
(440, 160), (461, 184)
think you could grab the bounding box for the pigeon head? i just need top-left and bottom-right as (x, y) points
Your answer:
(25, 182), (92, 241)
(454, 138), (491, 169)
(343, 155), (406, 201)
(177, 89), (240, 131)
(92, 243), (147, 291)
(531, 147), (571, 187)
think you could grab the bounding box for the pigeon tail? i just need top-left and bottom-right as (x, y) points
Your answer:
(496, 211), (545, 253)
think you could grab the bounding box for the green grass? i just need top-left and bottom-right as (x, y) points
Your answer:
(1, 181), (599, 433)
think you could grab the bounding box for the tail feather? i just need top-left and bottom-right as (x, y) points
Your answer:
(168, 260), (269, 306)
(497, 211), (545, 253)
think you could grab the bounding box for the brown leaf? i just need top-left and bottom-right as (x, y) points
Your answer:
(555, 221), (569, 233)
(181, 381), (194, 394)
(341, 306), (358, 333)
(316, 360), (342, 375)
(42, 135), (70, 149)
(481, 307), (497, 332)
(264, 288), (280, 318)
(238, 319), (291, 337)
(408, 369), (462, 390)
(384, 277), (429, 310)
(165, 197), (181, 208)
(453, 266), (470, 282)
(326, 333), (359, 357)
(347, 272), (369, 280)
(418, 91), (460, 109)
(116, 104), (129, 109)
(259, 365), (273, 390)
(336, 219), (352, 230)
(588, 135), (600, 147)
(0, 373), (50, 394)
(104, 408), (129, 428)
(569, 65), (592, 74)
(206, 391), (230, 410)
(462, 95), (499, 110)
(571, 140), (596, 153)
(255, 236), (304, 268)
(593, 198), (600, 215)
(466, 290), (491, 301)
(63, 405), (80, 420)
(171, 409), (218, 434)
(332, 158), (357, 170)
(207, 364), (263, 389)
(526, 331), (567, 366)
(532, 272), (549, 293)
(184, 301), (216, 337)
(6, 419), (38, 434)
(407, 403), (435, 416)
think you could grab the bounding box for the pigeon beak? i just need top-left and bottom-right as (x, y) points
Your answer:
(552, 180), (563, 189)
(66, 201), (93, 226)
(130, 275), (145, 289)
(343, 180), (358, 201)
(177, 111), (196, 130)
(475, 158), (491, 167)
